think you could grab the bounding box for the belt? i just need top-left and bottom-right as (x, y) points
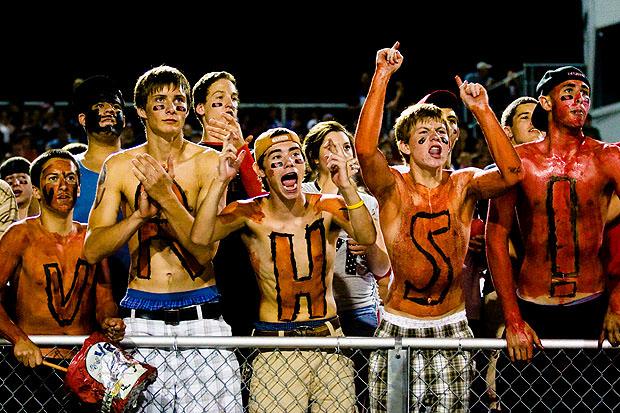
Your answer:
(120, 302), (221, 325)
(253, 317), (341, 337)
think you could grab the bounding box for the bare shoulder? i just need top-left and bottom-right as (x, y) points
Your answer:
(104, 144), (146, 171)
(74, 221), (88, 233)
(313, 192), (345, 213)
(450, 167), (478, 184)
(112, 144), (146, 160)
(186, 142), (219, 170)
(221, 196), (266, 220)
(595, 139), (620, 155)
(0, 218), (34, 246)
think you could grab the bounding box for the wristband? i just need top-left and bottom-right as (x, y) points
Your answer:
(346, 199), (365, 210)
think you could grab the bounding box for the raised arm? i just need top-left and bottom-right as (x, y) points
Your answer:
(0, 181), (17, 237)
(191, 140), (247, 246)
(354, 42), (403, 196)
(486, 191), (541, 361)
(364, 218), (391, 275)
(326, 137), (376, 245)
(207, 113), (265, 197)
(457, 77), (523, 199)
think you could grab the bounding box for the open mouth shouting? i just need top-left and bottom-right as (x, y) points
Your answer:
(281, 171), (299, 194)
(429, 144), (443, 159)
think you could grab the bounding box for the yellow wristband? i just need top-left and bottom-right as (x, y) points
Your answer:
(346, 199), (365, 210)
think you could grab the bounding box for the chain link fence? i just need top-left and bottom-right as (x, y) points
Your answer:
(1, 337), (619, 412)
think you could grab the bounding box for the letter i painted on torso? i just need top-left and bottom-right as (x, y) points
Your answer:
(546, 176), (579, 297)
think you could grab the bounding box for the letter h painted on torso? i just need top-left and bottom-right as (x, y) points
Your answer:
(271, 219), (328, 321)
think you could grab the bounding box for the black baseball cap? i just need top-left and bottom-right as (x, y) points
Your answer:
(72, 75), (124, 115)
(417, 90), (459, 111)
(531, 66), (590, 131)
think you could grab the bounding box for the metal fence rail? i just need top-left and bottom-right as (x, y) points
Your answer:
(1, 337), (619, 412)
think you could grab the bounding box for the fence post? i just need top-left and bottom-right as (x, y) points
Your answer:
(387, 337), (408, 412)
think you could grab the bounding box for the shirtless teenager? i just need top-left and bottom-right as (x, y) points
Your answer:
(83, 66), (242, 413)
(486, 66), (620, 410)
(0, 149), (123, 412)
(354, 43), (523, 413)
(191, 127), (376, 413)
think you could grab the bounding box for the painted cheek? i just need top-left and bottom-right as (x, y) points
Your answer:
(440, 136), (449, 145)
(418, 137), (427, 144)
(211, 102), (223, 107)
(152, 104), (165, 111)
(293, 158), (304, 165)
(175, 105), (187, 112)
(560, 95), (573, 101)
(43, 185), (55, 205)
(270, 161), (284, 169)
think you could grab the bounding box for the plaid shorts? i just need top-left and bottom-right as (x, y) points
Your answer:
(369, 313), (474, 413)
(125, 316), (243, 413)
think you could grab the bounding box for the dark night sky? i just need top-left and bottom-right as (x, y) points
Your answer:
(1, 1), (584, 105)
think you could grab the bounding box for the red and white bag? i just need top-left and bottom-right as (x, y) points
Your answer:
(65, 332), (157, 413)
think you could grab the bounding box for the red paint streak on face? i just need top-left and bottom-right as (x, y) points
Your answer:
(553, 81), (590, 129)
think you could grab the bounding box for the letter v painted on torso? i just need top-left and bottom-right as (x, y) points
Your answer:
(44, 259), (92, 326)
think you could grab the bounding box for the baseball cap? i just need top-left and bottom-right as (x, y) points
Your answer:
(0, 156), (31, 179)
(417, 90), (459, 111)
(72, 75), (124, 114)
(531, 66), (590, 131)
(254, 128), (302, 164)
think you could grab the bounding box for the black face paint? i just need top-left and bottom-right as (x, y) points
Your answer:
(271, 161), (284, 168)
(560, 95), (573, 101)
(211, 102), (223, 107)
(43, 186), (55, 206)
(418, 137), (427, 144)
(440, 136), (449, 145)
(152, 104), (165, 111)
(175, 105), (187, 112)
(85, 108), (124, 136)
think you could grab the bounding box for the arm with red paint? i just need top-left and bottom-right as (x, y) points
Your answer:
(487, 191), (542, 361)
(600, 144), (620, 346)
(457, 78), (523, 199)
(354, 42), (402, 197)
(0, 225), (42, 368)
(602, 275), (620, 346)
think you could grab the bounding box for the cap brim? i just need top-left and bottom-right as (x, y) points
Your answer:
(417, 90), (458, 111)
(531, 102), (548, 132)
